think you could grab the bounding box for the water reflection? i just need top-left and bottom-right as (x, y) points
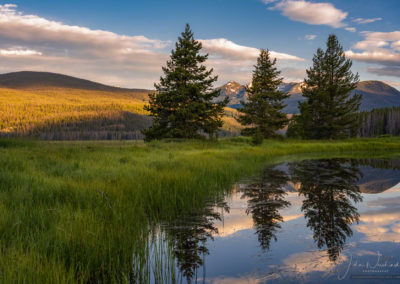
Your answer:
(148, 158), (400, 283)
(289, 159), (363, 262)
(241, 166), (290, 251)
(162, 198), (228, 283)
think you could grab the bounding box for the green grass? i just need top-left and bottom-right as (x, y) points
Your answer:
(0, 137), (399, 283)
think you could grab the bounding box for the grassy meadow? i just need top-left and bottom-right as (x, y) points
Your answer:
(0, 87), (241, 139)
(0, 137), (400, 283)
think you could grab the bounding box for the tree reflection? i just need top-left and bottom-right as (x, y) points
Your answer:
(242, 166), (290, 250)
(164, 198), (228, 283)
(289, 159), (363, 262)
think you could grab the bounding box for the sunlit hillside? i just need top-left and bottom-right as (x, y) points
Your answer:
(0, 85), (242, 139)
(0, 85), (150, 139)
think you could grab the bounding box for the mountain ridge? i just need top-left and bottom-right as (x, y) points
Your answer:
(218, 80), (400, 113)
(0, 71), (150, 93)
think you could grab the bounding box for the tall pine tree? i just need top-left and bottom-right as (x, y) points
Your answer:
(143, 24), (227, 141)
(293, 34), (361, 139)
(237, 49), (289, 138)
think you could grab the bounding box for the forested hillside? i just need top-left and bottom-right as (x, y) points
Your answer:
(0, 72), (242, 139)
(0, 87), (151, 139)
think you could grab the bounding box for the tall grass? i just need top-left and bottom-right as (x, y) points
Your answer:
(0, 137), (399, 283)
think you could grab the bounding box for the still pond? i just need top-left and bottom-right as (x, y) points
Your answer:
(146, 158), (400, 283)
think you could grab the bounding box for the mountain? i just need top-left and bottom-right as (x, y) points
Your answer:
(0, 71), (149, 93)
(278, 82), (298, 94)
(217, 81), (247, 108)
(218, 80), (400, 113)
(355, 81), (400, 110)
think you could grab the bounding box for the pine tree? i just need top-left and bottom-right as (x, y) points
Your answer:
(237, 49), (289, 138)
(143, 24), (228, 141)
(295, 34), (361, 139)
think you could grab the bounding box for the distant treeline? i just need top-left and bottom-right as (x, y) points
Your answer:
(358, 106), (400, 137)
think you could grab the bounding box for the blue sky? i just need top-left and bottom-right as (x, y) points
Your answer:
(0, 0), (399, 89)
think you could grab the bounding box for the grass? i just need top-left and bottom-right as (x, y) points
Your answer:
(0, 137), (399, 283)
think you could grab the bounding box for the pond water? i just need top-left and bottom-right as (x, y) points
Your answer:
(149, 158), (400, 283)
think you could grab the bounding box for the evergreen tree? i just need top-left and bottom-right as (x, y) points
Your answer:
(294, 34), (361, 139)
(143, 24), (228, 141)
(237, 49), (289, 138)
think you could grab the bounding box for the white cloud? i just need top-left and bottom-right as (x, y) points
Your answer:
(353, 40), (389, 50)
(0, 4), (169, 57)
(0, 47), (42, 56)
(200, 38), (305, 61)
(352, 17), (382, 24)
(283, 250), (347, 274)
(345, 50), (400, 66)
(345, 27), (356, 32)
(359, 31), (400, 45)
(346, 30), (400, 78)
(350, 31), (400, 52)
(355, 208), (400, 243)
(199, 38), (306, 84)
(305, 34), (316, 40)
(268, 0), (348, 28)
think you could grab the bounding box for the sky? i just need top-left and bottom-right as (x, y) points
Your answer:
(0, 0), (399, 89)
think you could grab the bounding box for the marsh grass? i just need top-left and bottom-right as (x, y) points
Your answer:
(0, 137), (399, 283)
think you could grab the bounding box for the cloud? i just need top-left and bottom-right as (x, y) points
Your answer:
(354, 196), (400, 242)
(383, 80), (400, 87)
(200, 38), (305, 61)
(352, 17), (382, 24)
(0, 47), (42, 56)
(208, 274), (280, 284)
(345, 27), (356, 32)
(353, 40), (389, 50)
(283, 250), (347, 274)
(268, 0), (347, 28)
(305, 34), (316, 40)
(352, 31), (400, 51)
(367, 66), (400, 78)
(346, 30), (400, 78)
(0, 4), (169, 56)
(199, 38), (306, 84)
(346, 50), (400, 66)
(281, 67), (306, 82)
(355, 207), (400, 243)
(261, 0), (279, 3)
(351, 31), (400, 51)
(391, 40), (400, 52)
(212, 193), (253, 237)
